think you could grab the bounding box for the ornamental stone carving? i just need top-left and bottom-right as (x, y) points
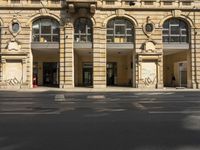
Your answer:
(9, 16), (21, 37)
(142, 16), (155, 37)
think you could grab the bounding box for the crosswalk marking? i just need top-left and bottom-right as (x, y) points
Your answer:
(149, 111), (200, 114)
(54, 94), (66, 102)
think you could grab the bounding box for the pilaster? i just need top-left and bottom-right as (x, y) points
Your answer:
(61, 25), (74, 88)
(93, 26), (106, 88)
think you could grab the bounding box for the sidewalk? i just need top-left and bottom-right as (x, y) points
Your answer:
(1, 86), (200, 92)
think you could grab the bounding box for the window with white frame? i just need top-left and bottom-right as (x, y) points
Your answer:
(163, 18), (189, 43)
(32, 18), (59, 42)
(74, 18), (92, 42)
(107, 18), (134, 43)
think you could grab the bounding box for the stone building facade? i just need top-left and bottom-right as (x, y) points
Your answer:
(0, 0), (200, 89)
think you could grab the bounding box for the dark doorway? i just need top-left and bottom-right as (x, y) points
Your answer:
(83, 63), (93, 86)
(43, 62), (59, 86)
(107, 62), (117, 86)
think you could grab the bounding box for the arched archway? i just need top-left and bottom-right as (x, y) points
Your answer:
(31, 17), (60, 87)
(73, 17), (93, 87)
(162, 18), (192, 88)
(106, 17), (135, 87)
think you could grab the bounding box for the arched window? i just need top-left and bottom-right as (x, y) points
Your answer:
(32, 18), (59, 42)
(107, 18), (134, 43)
(163, 18), (189, 43)
(74, 18), (92, 42)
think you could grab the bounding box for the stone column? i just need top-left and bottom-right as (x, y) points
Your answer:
(61, 24), (74, 88)
(93, 26), (106, 88)
(59, 24), (74, 88)
(191, 27), (200, 89)
(157, 55), (163, 88)
(132, 51), (136, 88)
(59, 26), (65, 88)
(0, 59), (6, 88)
(135, 27), (142, 88)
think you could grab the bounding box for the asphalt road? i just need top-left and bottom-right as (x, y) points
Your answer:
(0, 91), (200, 150)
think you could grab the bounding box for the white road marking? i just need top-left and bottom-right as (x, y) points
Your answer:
(54, 94), (65, 102)
(0, 102), (35, 105)
(87, 95), (105, 99)
(149, 111), (200, 114)
(132, 102), (147, 110)
(0, 111), (60, 115)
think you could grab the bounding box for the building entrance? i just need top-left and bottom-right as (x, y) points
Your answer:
(107, 62), (117, 86)
(83, 63), (93, 86)
(43, 62), (59, 86)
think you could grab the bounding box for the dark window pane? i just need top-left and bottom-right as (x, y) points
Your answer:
(107, 29), (113, 34)
(107, 36), (114, 42)
(80, 35), (87, 42)
(163, 36), (169, 42)
(163, 30), (169, 35)
(87, 35), (92, 42)
(108, 20), (114, 28)
(170, 36), (179, 42)
(115, 19), (124, 24)
(74, 18), (92, 42)
(170, 19), (179, 24)
(33, 35), (39, 42)
(115, 26), (125, 34)
(163, 22), (169, 28)
(33, 28), (39, 34)
(171, 26), (180, 34)
(127, 36), (133, 42)
(53, 27), (59, 34)
(181, 30), (187, 35)
(127, 29), (132, 34)
(41, 26), (51, 34)
(53, 35), (59, 42)
(181, 36), (187, 42)
(127, 21), (133, 28)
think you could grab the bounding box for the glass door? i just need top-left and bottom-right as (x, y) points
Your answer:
(43, 62), (58, 86)
(83, 63), (93, 86)
(107, 62), (117, 86)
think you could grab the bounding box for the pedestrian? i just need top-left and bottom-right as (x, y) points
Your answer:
(171, 74), (176, 87)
